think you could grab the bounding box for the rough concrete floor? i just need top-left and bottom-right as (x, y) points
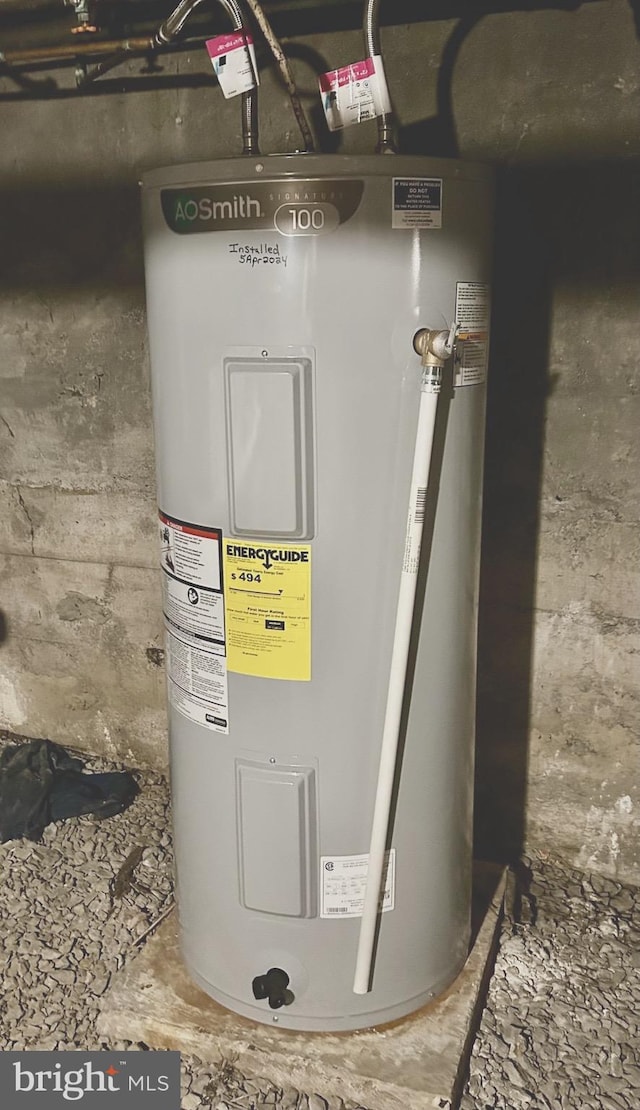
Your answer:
(0, 739), (638, 1110)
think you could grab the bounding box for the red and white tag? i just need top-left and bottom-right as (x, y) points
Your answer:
(318, 55), (391, 131)
(206, 31), (258, 99)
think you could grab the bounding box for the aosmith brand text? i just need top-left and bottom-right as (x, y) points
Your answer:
(175, 194), (263, 223)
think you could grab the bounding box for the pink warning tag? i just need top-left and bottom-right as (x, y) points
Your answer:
(206, 31), (258, 99)
(318, 55), (391, 131)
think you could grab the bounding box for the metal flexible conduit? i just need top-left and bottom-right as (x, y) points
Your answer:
(155, 0), (259, 155)
(363, 0), (396, 153)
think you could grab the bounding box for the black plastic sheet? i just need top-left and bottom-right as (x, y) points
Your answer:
(0, 739), (139, 843)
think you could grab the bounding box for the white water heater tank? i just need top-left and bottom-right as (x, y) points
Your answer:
(141, 154), (493, 1031)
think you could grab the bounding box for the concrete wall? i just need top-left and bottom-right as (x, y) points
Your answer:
(0, 1), (638, 878)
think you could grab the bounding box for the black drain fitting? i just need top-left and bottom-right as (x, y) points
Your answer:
(252, 967), (295, 1009)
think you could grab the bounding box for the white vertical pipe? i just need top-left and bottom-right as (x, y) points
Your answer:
(353, 363), (442, 995)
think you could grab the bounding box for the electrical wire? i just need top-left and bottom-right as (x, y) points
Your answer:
(243, 0), (314, 152)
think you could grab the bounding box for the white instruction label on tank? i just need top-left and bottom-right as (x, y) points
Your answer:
(160, 512), (222, 591)
(205, 31), (259, 99)
(392, 178), (442, 229)
(165, 628), (229, 734)
(159, 513), (226, 646)
(163, 576), (225, 643)
(159, 512), (229, 733)
(454, 282), (491, 387)
(320, 850), (396, 918)
(318, 55), (391, 131)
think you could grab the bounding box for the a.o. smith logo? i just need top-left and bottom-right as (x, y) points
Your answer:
(1, 1052), (180, 1108)
(160, 178), (364, 236)
(174, 192), (262, 224)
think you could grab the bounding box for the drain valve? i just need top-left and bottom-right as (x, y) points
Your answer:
(252, 967), (295, 1009)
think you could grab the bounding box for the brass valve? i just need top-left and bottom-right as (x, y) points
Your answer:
(67, 0), (98, 34)
(413, 323), (459, 367)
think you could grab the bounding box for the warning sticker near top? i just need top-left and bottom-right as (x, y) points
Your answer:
(454, 281), (491, 387)
(159, 511), (229, 734)
(392, 178), (442, 229)
(159, 512), (225, 645)
(159, 512), (221, 591)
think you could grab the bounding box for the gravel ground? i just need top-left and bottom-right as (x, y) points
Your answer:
(0, 735), (638, 1110)
(461, 855), (640, 1110)
(0, 740), (174, 1051)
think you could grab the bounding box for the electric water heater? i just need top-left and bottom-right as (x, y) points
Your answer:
(142, 154), (493, 1031)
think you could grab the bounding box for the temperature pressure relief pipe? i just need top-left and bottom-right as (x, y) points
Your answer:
(353, 324), (457, 996)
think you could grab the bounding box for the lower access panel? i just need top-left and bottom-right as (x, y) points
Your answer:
(236, 760), (317, 918)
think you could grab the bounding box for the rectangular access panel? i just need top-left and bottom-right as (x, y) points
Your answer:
(224, 354), (315, 539)
(236, 760), (317, 918)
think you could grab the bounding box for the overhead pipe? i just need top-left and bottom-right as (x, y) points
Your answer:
(2, 0), (314, 150)
(52, 0), (260, 151)
(1, 37), (155, 65)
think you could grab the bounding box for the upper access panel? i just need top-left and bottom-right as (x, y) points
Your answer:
(224, 351), (315, 539)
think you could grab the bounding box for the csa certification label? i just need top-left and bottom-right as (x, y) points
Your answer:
(392, 178), (442, 229)
(320, 851), (396, 918)
(223, 540), (311, 681)
(454, 281), (491, 387)
(159, 511), (229, 733)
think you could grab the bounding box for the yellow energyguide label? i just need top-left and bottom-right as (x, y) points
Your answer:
(223, 539), (311, 681)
